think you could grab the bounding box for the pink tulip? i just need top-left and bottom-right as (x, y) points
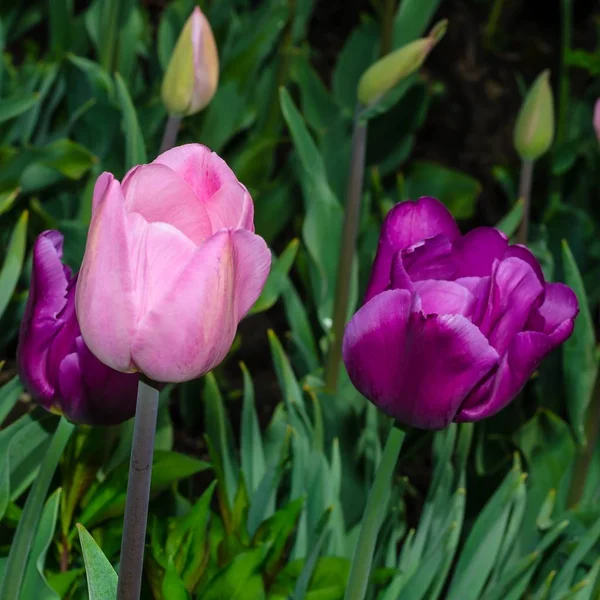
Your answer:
(76, 144), (271, 383)
(594, 99), (600, 142)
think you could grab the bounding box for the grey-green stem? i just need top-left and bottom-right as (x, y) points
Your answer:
(116, 378), (160, 600)
(325, 111), (368, 392)
(159, 115), (182, 155)
(516, 159), (534, 245)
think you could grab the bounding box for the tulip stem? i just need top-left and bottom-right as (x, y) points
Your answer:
(344, 424), (406, 600)
(116, 378), (160, 600)
(159, 115), (182, 155)
(516, 159), (534, 245)
(380, 0), (397, 56)
(325, 109), (368, 393)
(0, 416), (75, 600)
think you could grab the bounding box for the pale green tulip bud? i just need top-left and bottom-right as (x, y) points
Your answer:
(513, 70), (555, 161)
(357, 20), (447, 106)
(161, 7), (219, 117)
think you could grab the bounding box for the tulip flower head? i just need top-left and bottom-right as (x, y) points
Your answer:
(343, 197), (578, 429)
(76, 144), (271, 384)
(18, 231), (139, 425)
(161, 6), (219, 116)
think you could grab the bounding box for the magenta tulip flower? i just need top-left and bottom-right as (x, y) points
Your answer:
(342, 197), (578, 429)
(76, 144), (271, 383)
(18, 231), (139, 425)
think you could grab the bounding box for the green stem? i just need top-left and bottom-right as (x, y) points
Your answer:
(116, 378), (160, 600)
(344, 425), (407, 600)
(159, 115), (182, 154)
(380, 0), (397, 56)
(516, 159), (534, 245)
(0, 417), (75, 600)
(325, 111), (368, 392)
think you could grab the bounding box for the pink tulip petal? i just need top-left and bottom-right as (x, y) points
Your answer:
(478, 257), (544, 355)
(343, 289), (498, 429)
(230, 228), (271, 319)
(365, 197), (460, 301)
(131, 228), (269, 382)
(76, 175), (137, 372)
(414, 280), (476, 317)
(126, 213), (197, 319)
(122, 163), (213, 245)
(153, 143), (239, 201)
(203, 181), (255, 232)
(91, 172), (114, 213)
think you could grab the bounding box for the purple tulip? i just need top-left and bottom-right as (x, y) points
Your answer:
(342, 197), (578, 429)
(18, 230), (139, 426)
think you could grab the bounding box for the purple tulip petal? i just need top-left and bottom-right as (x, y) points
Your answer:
(414, 280), (476, 317)
(365, 197), (460, 301)
(390, 253), (414, 292)
(18, 231), (70, 404)
(453, 227), (509, 278)
(527, 282), (579, 334)
(76, 174), (137, 373)
(122, 163), (213, 245)
(455, 276), (491, 325)
(343, 289), (498, 429)
(402, 235), (456, 281)
(457, 321), (574, 421)
(478, 257), (544, 355)
(503, 244), (545, 284)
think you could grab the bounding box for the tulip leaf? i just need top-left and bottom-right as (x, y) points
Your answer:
(0, 94), (40, 125)
(0, 210), (28, 320)
(393, 0), (444, 47)
(496, 199), (524, 237)
(0, 376), (23, 426)
(76, 524), (118, 600)
(0, 187), (20, 217)
(162, 562), (191, 600)
(240, 363), (266, 496)
(78, 451), (211, 528)
(20, 488), (61, 600)
(251, 239), (299, 314)
(446, 457), (524, 600)
(114, 72), (147, 169)
(561, 240), (598, 445)
(403, 161), (481, 219)
(203, 373), (239, 509)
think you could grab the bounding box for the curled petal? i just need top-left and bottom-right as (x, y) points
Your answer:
(343, 289), (498, 429)
(503, 244), (545, 285)
(76, 175), (137, 372)
(122, 163), (213, 244)
(478, 257), (544, 355)
(402, 235), (456, 281)
(203, 181), (255, 233)
(453, 227), (508, 278)
(365, 197), (460, 301)
(414, 280), (476, 318)
(527, 282), (579, 334)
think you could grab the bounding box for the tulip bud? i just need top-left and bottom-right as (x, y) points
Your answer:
(357, 20), (447, 106)
(513, 70), (555, 161)
(161, 7), (219, 117)
(18, 231), (139, 425)
(594, 98), (600, 142)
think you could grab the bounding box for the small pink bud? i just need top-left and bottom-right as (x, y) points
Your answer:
(594, 99), (600, 142)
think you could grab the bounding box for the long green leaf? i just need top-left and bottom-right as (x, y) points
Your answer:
(393, 0), (445, 47)
(0, 95), (40, 125)
(562, 240), (598, 444)
(0, 211), (29, 320)
(114, 72), (147, 169)
(77, 524), (118, 600)
(0, 418), (74, 600)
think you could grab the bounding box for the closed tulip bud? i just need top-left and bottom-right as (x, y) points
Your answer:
(514, 70), (555, 161)
(357, 20), (446, 106)
(161, 7), (219, 117)
(343, 197), (578, 429)
(76, 144), (271, 384)
(594, 99), (600, 142)
(18, 231), (139, 425)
